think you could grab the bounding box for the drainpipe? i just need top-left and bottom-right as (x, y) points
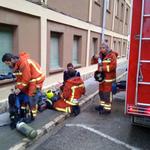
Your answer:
(86, 0), (92, 66)
(102, 0), (107, 42)
(111, 0), (116, 49)
(40, 16), (47, 75)
(88, 0), (92, 22)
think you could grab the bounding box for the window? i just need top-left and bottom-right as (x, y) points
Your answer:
(115, 0), (119, 17)
(50, 32), (62, 70)
(0, 26), (13, 74)
(123, 42), (126, 56)
(106, 0), (110, 11)
(125, 8), (129, 24)
(113, 41), (116, 51)
(72, 36), (81, 65)
(118, 41), (121, 56)
(120, 3), (124, 21)
(92, 38), (98, 56)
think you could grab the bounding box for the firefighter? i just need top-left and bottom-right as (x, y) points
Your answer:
(54, 63), (82, 116)
(2, 52), (45, 120)
(95, 43), (118, 114)
(53, 76), (85, 116)
(63, 63), (80, 83)
(60, 62), (80, 92)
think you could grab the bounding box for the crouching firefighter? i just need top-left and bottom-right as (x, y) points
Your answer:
(2, 52), (45, 123)
(52, 76), (85, 116)
(95, 43), (117, 114)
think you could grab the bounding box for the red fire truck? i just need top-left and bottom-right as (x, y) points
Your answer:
(126, 0), (150, 127)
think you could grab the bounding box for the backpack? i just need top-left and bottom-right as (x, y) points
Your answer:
(8, 94), (22, 129)
(37, 95), (48, 112)
(8, 93), (32, 129)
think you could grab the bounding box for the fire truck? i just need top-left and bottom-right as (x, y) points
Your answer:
(126, 0), (150, 127)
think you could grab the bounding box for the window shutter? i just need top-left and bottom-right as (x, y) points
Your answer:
(72, 37), (79, 65)
(50, 33), (60, 69)
(0, 27), (13, 74)
(92, 38), (97, 57)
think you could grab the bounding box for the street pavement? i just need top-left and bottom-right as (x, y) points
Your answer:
(0, 59), (127, 150)
(28, 92), (150, 150)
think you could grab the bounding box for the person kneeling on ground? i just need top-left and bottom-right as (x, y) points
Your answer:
(50, 63), (84, 116)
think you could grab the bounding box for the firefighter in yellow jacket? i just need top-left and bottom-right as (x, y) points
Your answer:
(95, 43), (118, 114)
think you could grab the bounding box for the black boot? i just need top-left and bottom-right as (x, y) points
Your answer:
(10, 115), (17, 129)
(95, 105), (110, 114)
(103, 109), (111, 114)
(72, 105), (80, 116)
(99, 108), (111, 114)
(95, 105), (104, 111)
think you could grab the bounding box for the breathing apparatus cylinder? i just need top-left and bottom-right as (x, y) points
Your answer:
(16, 122), (37, 139)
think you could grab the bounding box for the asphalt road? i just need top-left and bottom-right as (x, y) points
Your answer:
(28, 92), (150, 150)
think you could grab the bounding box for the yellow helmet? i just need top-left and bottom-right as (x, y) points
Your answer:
(46, 90), (54, 99)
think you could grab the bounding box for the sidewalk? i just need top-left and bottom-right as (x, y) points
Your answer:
(0, 58), (127, 113)
(0, 58), (127, 150)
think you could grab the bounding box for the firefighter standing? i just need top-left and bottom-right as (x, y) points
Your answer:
(95, 43), (118, 114)
(2, 52), (45, 120)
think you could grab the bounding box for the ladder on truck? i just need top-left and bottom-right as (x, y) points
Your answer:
(135, 0), (150, 107)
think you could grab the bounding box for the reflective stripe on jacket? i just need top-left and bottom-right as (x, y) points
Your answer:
(13, 52), (45, 93)
(98, 51), (117, 92)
